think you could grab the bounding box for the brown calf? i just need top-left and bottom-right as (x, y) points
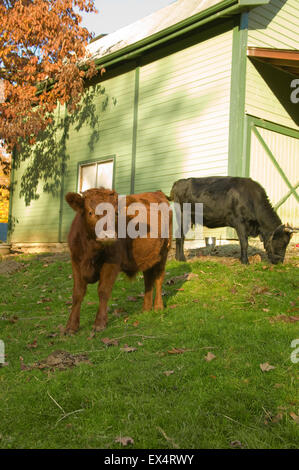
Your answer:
(65, 188), (172, 333)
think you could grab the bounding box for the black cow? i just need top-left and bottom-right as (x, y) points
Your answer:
(169, 176), (296, 264)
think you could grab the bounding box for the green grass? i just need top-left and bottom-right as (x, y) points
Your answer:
(0, 252), (298, 449)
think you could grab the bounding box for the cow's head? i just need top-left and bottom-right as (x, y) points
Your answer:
(66, 188), (118, 242)
(266, 224), (296, 264)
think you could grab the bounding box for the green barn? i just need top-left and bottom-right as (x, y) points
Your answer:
(9, 0), (299, 250)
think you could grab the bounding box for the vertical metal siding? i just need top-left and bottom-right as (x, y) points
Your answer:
(134, 26), (233, 196)
(248, 0), (299, 50)
(60, 70), (136, 242)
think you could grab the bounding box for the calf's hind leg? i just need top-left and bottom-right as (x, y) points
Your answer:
(143, 264), (165, 312)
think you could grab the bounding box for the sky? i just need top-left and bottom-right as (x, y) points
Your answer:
(80, 0), (176, 36)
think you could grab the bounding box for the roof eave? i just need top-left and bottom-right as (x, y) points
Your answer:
(91, 0), (271, 71)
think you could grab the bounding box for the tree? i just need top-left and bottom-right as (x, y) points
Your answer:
(0, 0), (98, 154)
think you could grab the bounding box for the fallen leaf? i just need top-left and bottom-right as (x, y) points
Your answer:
(230, 440), (244, 448)
(252, 286), (270, 295)
(163, 370), (174, 376)
(115, 436), (134, 446)
(120, 345), (137, 353)
(262, 308), (270, 312)
(260, 362), (275, 372)
(272, 413), (283, 424)
(269, 314), (299, 323)
(8, 315), (18, 323)
(205, 352), (216, 362)
(289, 412), (299, 424)
(167, 347), (187, 355)
(101, 337), (119, 347)
(169, 304), (178, 309)
(27, 339), (38, 349)
(132, 321), (139, 327)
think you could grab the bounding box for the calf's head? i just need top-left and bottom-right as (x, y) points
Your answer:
(66, 188), (118, 242)
(266, 224), (295, 264)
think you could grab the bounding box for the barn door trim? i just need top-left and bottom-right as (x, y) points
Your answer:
(245, 114), (299, 209)
(251, 125), (299, 205)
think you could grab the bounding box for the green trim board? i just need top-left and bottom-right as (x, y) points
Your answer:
(130, 65), (140, 195)
(228, 12), (248, 177)
(75, 155), (116, 193)
(244, 114), (299, 215)
(251, 125), (299, 203)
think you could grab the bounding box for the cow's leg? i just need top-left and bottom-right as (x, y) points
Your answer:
(176, 236), (186, 262)
(94, 263), (120, 331)
(143, 268), (155, 311)
(153, 268), (165, 311)
(65, 260), (87, 334)
(235, 225), (249, 264)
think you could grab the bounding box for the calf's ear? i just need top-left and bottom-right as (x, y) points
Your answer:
(65, 192), (84, 213)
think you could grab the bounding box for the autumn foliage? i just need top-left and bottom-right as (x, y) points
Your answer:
(0, 0), (98, 154)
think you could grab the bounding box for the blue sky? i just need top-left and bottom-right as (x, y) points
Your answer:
(80, 0), (176, 35)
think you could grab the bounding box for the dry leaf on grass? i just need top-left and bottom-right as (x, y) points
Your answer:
(120, 345), (137, 353)
(230, 440), (244, 448)
(8, 315), (18, 323)
(115, 436), (134, 446)
(289, 412), (299, 424)
(163, 370), (174, 376)
(269, 314), (299, 323)
(27, 339), (38, 349)
(167, 347), (189, 355)
(204, 352), (216, 362)
(101, 337), (119, 347)
(260, 362), (275, 372)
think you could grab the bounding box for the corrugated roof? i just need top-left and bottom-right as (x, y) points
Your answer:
(87, 0), (227, 61)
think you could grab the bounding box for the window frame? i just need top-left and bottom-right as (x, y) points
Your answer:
(76, 155), (116, 193)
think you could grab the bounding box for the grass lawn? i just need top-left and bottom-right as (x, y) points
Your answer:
(0, 250), (298, 449)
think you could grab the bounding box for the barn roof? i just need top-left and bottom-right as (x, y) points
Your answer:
(86, 0), (271, 67)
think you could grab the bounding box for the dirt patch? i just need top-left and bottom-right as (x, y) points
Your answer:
(169, 241), (298, 265)
(0, 259), (25, 275)
(20, 350), (91, 371)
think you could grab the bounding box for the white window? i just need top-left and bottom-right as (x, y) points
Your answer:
(79, 160), (114, 193)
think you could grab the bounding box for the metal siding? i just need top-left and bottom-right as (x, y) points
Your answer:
(249, 127), (299, 228)
(135, 26), (233, 196)
(248, 0), (299, 49)
(60, 71), (135, 242)
(10, 106), (63, 243)
(10, 161), (61, 243)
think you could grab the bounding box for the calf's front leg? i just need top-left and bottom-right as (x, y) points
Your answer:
(65, 260), (87, 334)
(94, 263), (120, 331)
